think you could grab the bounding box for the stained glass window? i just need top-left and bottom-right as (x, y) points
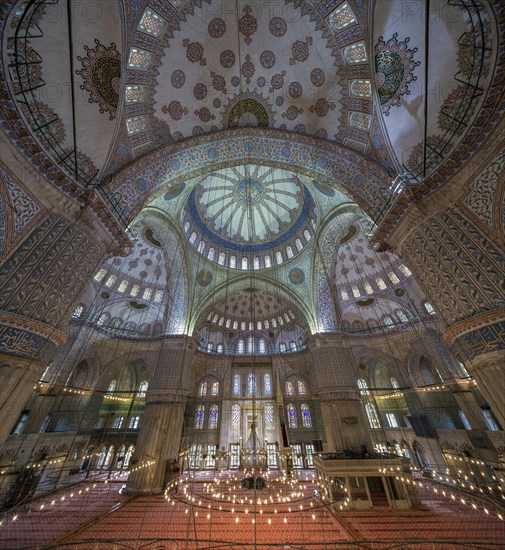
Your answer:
(125, 85), (145, 104)
(388, 271), (400, 284)
(343, 42), (367, 64)
(199, 381), (207, 396)
(357, 378), (369, 395)
(137, 381), (148, 398)
(327, 1), (357, 30)
(138, 8), (166, 37)
(241, 257), (248, 270)
(131, 284), (139, 297)
(208, 404), (218, 429)
(216, 343), (224, 353)
(264, 255), (272, 268)
(365, 403), (381, 429)
(128, 48), (152, 70)
(94, 269), (106, 281)
(289, 341), (296, 351)
(230, 256), (236, 268)
(287, 404), (298, 428)
(218, 252), (225, 265)
(350, 79), (371, 99)
(118, 280), (128, 293)
(247, 335), (254, 354)
(301, 404), (312, 428)
(279, 342), (286, 352)
(275, 251), (283, 264)
(143, 288), (152, 300)
(211, 381), (219, 395)
(195, 405), (205, 429)
(349, 111), (371, 131)
(286, 246), (294, 258)
(376, 277), (386, 290)
(264, 373), (272, 395)
(232, 403), (240, 425)
(126, 115), (148, 136)
(264, 403), (274, 427)
(233, 374), (241, 396)
(208, 248), (215, 261)
(237, 339), (245, 354)
(295, 238), (303, 251)
(259, 338), (266, 354)
(248, 374), (257, 396)
(298, 380), (307, 395)
(303, 229), (311, 242)
(399, 264), (412, 276)
(364, 282), (373, 295)
(286, 380), (295, 396)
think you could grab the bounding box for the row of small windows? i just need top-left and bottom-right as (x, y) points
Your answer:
(339, 265), (412, 301)
(201, 339), (304, 355)
(185, 223), (315, 269)
(95, 414), (141, 430)
(206, 310), (295, 330)
(233, 373), (272, 397)
(93, 314), (164, 337)
(340, 305), (436, 332)
(198, 380), (220, 397)
(93, 270), (164, 302)
(106, 380), (148, 398)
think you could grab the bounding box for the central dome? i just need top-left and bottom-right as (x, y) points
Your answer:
(183, 165), (316, 269)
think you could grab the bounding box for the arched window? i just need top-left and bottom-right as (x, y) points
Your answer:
(424, 302), (436, 315)
(357, 378), (369, 395)
(208, 404), (219, 429)
(216, 343), (224, 354)
(225, 319), (231, 328)
(232, 403), (241, 424)
(208, 247), (215, 261)
(264, 255), (272, 268)
(72, 305), (84, 319)
(384, 315), (394, 328)
(241, 257), (248, 270)
(376, 277), (386, 290)
(264, 403), (274, 427)
(397, 311), (408, 323)
(364, 282), (373, 295)
(287, 404), (298, 428)
(247, 335), (254, 354)
(257, 321), (262, 330)
(154, 290), (163, 302)
(233, 320), (238, 330)
(365, 403), (381, 428)
(286, 246), (294, 259)
(275, 251), (283, 264)
(279, 342), (286, 352)
(143, 288), (152, 300)
(233, 374), (241, 396)
(123, 444), (135, 468)
(237, 339), (245, 354)
(130, 284), (140, 297)
(297, 380), (307, 395)
(352, 286), (361, 298)
(94, 269), (106, 282)
(264, 373), (272, 395)
(211, 381), (219, 395)
(247, 374), (257, 396)
(390, 377), (400, 389)
(241, 322), (246, 331)
(271, 318), (277, 328)
(97, 313), (109, 327)
(341, 289), (349, 300)
(399, 264), (412, 276)
(110, 317), (122, 329)
(259, 338), (266, 354)
(253, 256), (260, 269)
(190, 232), (196, 244)
(195, 405), (205, 429)
(184, 220), (190, 233)
(289, 341), (296, 351)
(218, 252), (225, 265)
(105, 275), (117, 288)
(197, 240), (205, 254)
(388, 271), (400, 284)
(137, 381), (148, 398)
(199, 381), (207, 396)
(301, 404), (312, 428)
(207, 342), (214, 352)
(286, 380), (295, 396)
(295, 238), (303, 251)
(107, 380), (116, 395)
(229, 255), (236, 268)
(303, 229), (311, 242)
(264, 320), (269, 329)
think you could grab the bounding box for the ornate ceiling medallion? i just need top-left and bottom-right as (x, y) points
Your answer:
(76, 39), (121, 120)
(374, 33), (420, 115)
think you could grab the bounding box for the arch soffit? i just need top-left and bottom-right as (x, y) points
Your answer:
(107, 128), (392, 223)
(354, 348), (406, 383)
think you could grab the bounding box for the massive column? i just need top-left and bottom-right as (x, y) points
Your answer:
(126, 336), (195, 494)
(0, 150), (121, 444)
(307, 334), (372, 453)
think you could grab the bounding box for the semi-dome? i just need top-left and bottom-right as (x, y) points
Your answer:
(182, 165), (317, 269)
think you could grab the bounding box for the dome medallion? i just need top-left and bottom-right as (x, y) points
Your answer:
(183, 165), (316, 270)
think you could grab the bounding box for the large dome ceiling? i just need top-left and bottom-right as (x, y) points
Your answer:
(183, 165), (316, 269)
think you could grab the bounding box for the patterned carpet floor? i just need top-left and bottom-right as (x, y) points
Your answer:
(0, 470), (503, 549)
